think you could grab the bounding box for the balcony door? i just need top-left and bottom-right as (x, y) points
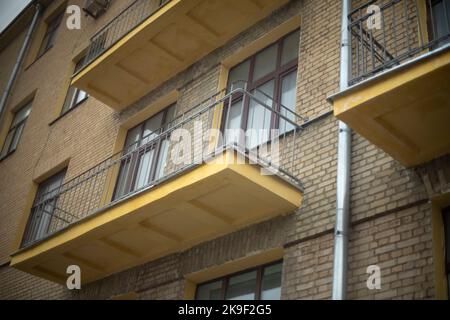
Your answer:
(113, 104), (176, 200)
(222, 29), (300, 149)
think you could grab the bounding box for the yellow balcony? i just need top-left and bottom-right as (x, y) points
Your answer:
(331, 47), (450, 168)
(72, 0), (289, 111)
(10, 89), (303, 284)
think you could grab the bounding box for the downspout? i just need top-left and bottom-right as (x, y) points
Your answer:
(332, 0), (352, 300)
(0, 2), (42, 125)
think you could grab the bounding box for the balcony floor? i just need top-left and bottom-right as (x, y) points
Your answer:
(10, 150), (302, 284)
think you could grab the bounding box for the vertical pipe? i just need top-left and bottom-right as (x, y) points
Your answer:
(0, 2), (42, 126)
(332, 0), (352, 300)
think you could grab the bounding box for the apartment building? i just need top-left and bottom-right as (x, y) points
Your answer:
(0, 0), (449, 300)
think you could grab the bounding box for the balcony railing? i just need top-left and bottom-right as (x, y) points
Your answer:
(79, 0), (172, 73)
(21, 84), (306, 249)
(349, 0), (450, 85)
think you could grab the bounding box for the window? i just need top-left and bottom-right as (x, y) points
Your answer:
(61, 58), (89, 115)
(37, 11), (64, 58)
(443, 207), (450, 297)
(428, 0), (450, 48)
(24, 170), (66, 245)
(195, 261), (283, 300)
(0, 101), (32, 159)
(223, 29), (300, 148)
(114, 104), (176, 200)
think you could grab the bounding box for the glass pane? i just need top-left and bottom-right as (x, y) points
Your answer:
(228, 60), (250, 91)
(10, 123), (25, 152)
(0, 130), (14, 158)
(226, 270), (257, 300)
(134, 149), (155, 190)
(125, 125), (143, 152)
(253, 44), (277, 81)
(196, 280), (222, 300)
(74, 89), (88, 105)
(261, 263), (282, 300)
(279, 71), (298, 134)
(246, 80), (275, 149)
(12, 102), (32, 126)
(224, 100), (243, 146)
(281, 30), (300, 65)
(114, 159), (131, 199)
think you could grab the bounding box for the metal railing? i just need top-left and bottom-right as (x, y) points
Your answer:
(21, 84), (306, 249)
(349, 0), (450, 85)
(78, 0), (172, 73)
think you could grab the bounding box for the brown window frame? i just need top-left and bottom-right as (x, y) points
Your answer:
(195, 260), (283, 300)
(221, 29), (300, 137)
(113, 104), (176, 200)
(0, 101), (33, 160)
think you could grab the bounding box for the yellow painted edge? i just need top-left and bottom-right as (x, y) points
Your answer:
(417, 0), (430, 49)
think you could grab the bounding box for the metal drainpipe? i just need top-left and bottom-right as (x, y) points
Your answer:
(332, 0), (352, 300)
(0, 2), (42, 126)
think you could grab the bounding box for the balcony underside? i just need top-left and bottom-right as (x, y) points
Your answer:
(332, 47), (450, 167)
(10, 150), (302, 285)
(72, 0), (289, 110)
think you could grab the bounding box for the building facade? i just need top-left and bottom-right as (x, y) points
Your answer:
(0, 0), (449, 300)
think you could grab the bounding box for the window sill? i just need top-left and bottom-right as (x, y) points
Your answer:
(49, 97), (89, 126)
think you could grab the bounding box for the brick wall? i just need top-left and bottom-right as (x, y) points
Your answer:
(0, 0), (445, 300)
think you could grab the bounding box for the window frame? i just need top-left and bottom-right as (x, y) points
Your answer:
(221, 29), (300, 140)
(0, 101), (33, 160)
(36, 10), (64, 59)
(24, 169), (67, 245)
(60, 57), (89, 116)
(195, 260), (283, 300)
(112, 104), (177, 200)
(443, 206), (450, 298)
(427, 0), (450, 48)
